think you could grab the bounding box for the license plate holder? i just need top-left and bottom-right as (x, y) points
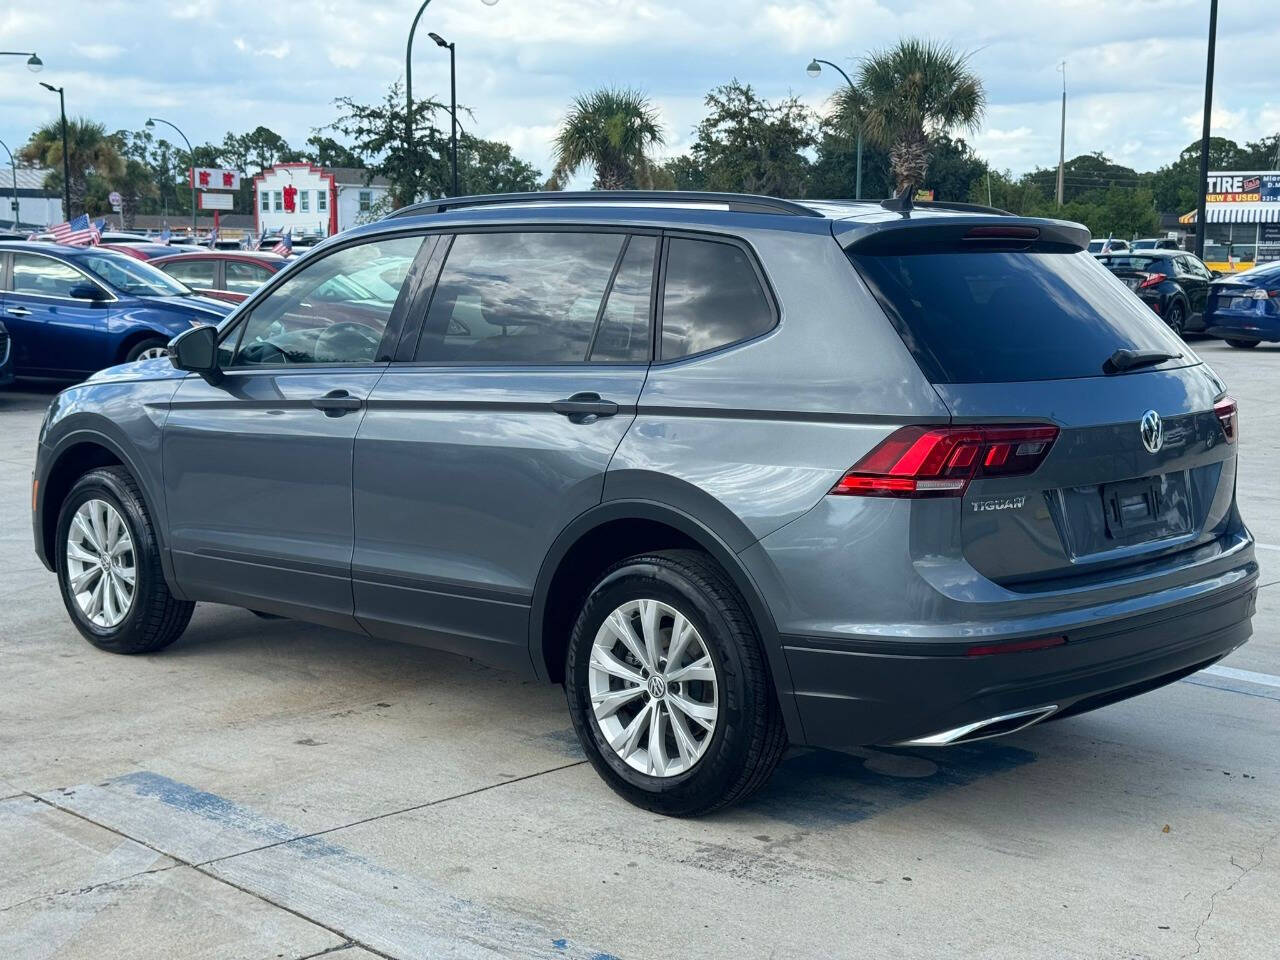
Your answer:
(1102, 476), (1164, 540)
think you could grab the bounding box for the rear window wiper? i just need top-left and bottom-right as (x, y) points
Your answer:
(1104, 348), (1183, 375)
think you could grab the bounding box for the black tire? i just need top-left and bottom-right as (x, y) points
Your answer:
(565, 549), (787, 816)
(1165, 301), (1186, 336)
(55, 467), (194, 654)
(1225, 338), (1260, 349)
(124, 337), (170, 363)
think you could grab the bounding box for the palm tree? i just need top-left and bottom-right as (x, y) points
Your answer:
(553, 87), (664, 190)
(833, 39), (985, 199)
(20, 118), (124, 217)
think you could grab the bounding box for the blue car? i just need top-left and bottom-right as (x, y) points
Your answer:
(0, 242), (232, 379)
(1205, 260), (1280, 348)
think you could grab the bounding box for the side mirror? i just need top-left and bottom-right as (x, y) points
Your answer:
(169, 324), (222, 383)
(69, 282), (109, 302)
(1210, 270), (1223, 279)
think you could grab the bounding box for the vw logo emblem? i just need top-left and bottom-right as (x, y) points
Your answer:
(1140, 410), (1164, 454)
(646, 675), (667, 700)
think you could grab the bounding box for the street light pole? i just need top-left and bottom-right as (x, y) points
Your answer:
(146, 117), (197, 237)
(0, 139), (18, 228)
(1193, 0), (1219, 260)
(807, 58), (863, 199)
(1056, 61), (1067, 207)
(39, 83), (70, 218)
(429, 32), (458, 196)
(1, 51), (42, 71)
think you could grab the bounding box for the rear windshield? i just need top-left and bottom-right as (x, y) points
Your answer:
(1098, 255), (1164, 271)
(849, 249), (1189, 383)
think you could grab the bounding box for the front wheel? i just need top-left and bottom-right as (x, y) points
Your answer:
(1225, 338), (1260, 349)
(55, 467), (194, 653)
(125, 337), (171, 363)
(565, 550), (787, 816)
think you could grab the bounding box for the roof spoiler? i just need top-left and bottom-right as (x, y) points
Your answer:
(836, 214), (1091, 253)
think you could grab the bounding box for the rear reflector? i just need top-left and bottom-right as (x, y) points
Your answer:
(966, 635), (1067, 657)
(831, 424), (1059, 498)
(1214, 397), (1238, 444)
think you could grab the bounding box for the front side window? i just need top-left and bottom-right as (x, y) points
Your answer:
(415, 231), (651, 364)
(225, 260), (273, 294)
(660, 238), (775, 360)
(82, 253), (189, 297)
(161, 258), (217, 288)
(228, 235), (424, 366)
(9, 253), (92, 298)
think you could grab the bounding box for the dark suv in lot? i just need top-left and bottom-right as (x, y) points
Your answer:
(32, 192), (1256, 815)
(1097, 251), (1217, 335)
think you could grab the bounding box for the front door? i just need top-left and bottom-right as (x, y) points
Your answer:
(352, 230), (658, 670)
(4, 250), (114, 376)
(162, 233), (431, 626)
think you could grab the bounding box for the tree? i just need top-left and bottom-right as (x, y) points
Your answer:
(20, 118), (124, 217)
(687, 80), (815, 196)
(458, 134), (541, 194)
(327, 80), (454, 207)
(110, 130), (159, 229)
(807, 123), (892, 199)
(833, 39), (985, 197)
(304, 134), (364, 170)
(552, 87), (664, 189)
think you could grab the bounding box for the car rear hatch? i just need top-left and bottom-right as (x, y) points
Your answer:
(841, 214), (1239, 586)
(1098, 254), (1167, 294)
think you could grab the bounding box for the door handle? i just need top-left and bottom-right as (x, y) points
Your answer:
(310, 389), (363, 416)
(6, 307), (31, 317)
(551, 392), (619, 424)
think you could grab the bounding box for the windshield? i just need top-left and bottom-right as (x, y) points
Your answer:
(849, 247), (1190, 383)
(81, 252), (192, 297)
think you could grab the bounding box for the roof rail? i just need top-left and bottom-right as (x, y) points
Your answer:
(384, 190), (824, 220)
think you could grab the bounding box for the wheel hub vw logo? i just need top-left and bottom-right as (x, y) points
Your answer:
(1140, 409), (1164, 454)
(647, 675), (667, 699)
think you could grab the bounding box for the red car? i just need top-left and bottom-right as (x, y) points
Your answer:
(149, 250), (287, 303)
(111, 242), (205, 262)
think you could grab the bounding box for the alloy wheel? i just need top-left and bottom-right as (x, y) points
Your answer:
(588, 598), (720, 777)
(137, 346), (169, 361)
(65, 498), (136, 628)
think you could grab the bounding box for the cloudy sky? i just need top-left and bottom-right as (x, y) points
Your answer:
(2, 0), (1277, 188)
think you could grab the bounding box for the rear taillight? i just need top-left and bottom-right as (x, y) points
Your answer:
(831, 425), (1060, 498)
(1214, 397), (1238, 444)
(1244, 287), (1280, 300)
(1138, 273), (1167, 289)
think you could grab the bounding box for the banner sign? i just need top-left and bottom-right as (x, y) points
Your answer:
(1205, 171), (1280, 204)
(190, 167), (242, 191)
(199, 192), (234, 210)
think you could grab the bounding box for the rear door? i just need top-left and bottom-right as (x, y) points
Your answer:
(1176, 255), (1213, 327)
(352, 229), (656, 670)
(849, 240), (1235, 586)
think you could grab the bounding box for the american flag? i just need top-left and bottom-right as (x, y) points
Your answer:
(52, 214), (98, 246)
(91, 218), (105, 244)
(271, 229), (292, 256)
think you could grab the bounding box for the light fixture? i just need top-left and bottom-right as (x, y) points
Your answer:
(428, 31), (449, 47)
(27, 53), (42, 73)
(806, 59), (822, 78)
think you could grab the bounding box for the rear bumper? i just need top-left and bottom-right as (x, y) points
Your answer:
(1206, 319), (1280, 342)
(782, 571), (1257, 750)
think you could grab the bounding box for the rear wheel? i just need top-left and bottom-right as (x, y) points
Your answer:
(1165, 301), (1186, 336)
(1225, 338), (1260, 349)
(55, 467), (194, 653)
(125, 337), (170, 362)
(565, 549), (786, 816)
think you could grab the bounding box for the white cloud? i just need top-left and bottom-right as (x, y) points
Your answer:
(71, 43), (123, 61)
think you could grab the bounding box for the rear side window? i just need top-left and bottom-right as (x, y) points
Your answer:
(415, 231), (654, 363)
(162, 258), (216, 288)
(660, 238), (774, 360)
(850, 249), (1188, 383)
(225, 260), (273, 293)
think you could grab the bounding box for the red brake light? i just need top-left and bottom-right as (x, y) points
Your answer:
(1138, 272), (1167, 289)
(1214, 397), (1238, 444)
(831, 424), (1059, 498)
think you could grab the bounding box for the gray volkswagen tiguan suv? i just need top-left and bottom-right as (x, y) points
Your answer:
(32, 191), (1257, 815)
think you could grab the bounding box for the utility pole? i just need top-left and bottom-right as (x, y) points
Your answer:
(1194, 0), (1218, 259)
(1056, 61), (1066, 207)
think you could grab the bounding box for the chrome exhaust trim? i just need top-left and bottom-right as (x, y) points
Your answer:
(897, 705), (1059, 747)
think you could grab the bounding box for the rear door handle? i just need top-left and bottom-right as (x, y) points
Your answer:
(6, 307), (31, 317)
(310, 389), (363, 416)
(551, 392), (619, 423)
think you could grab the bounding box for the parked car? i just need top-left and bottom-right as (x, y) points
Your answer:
(111, 242), (205, 262)
(96, 232), (150, 245)
(31, 191), (1255, 815)
(0, 320), (12, 387)
(1089, 238), (1130, 254)
(0, 241), (232, 378)
(150, 250), (287, 303)
(1131, 238), (1181, 251)
(1204, 260), (1280, 348)
(1097, 251), (1215, 335)
(0, 230), (30, 242)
